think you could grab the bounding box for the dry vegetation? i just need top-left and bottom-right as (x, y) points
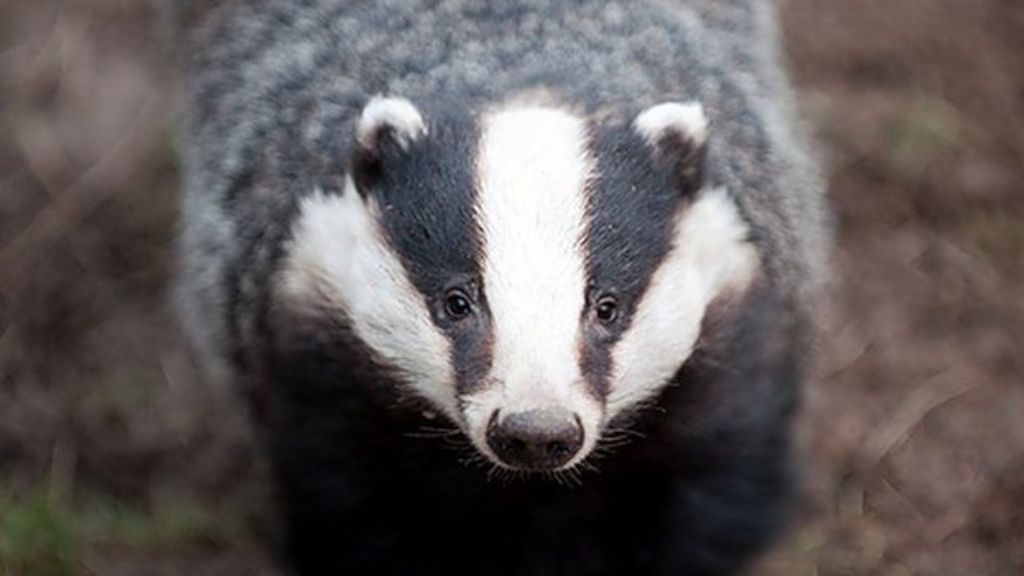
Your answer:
(1, 1), (1022, 574)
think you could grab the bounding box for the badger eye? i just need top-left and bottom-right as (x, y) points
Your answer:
(594, 296), (619, 324)
(444, 289), (473, 320)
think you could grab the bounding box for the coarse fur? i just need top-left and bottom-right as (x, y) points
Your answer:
(175, 1), (827, 575)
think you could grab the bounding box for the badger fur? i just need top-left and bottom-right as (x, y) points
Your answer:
(176, 1), (827, 574)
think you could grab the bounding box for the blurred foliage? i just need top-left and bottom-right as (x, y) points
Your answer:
(963, 208), (1024, 280)
(0, 483), (76, 576)
(0, 478), (240, 576)
(885, 94), (960, 182)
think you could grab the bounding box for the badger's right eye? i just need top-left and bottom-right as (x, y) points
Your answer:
(594, 296), (619, 324)
(444, 289), (473, 320)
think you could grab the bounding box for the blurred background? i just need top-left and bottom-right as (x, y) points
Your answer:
(0, 1), (1021, 574)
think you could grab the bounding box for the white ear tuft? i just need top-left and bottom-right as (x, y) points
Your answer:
(356, 96), (427, 150)
(633, 101), (708, 147)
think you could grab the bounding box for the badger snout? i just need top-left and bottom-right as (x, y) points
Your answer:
(485, 408), (584, 470)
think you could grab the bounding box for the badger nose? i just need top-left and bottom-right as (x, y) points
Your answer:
(486, 408), (584, 470)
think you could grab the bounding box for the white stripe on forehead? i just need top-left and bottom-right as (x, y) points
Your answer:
(607, 187), (759, 419)
(474, 106), (593, 411)
(277, 183), (457, 418)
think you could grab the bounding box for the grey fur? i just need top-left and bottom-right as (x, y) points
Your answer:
(176, 0), (826, 382)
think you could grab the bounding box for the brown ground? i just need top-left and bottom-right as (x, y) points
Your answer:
(1, 1), (1022, 575)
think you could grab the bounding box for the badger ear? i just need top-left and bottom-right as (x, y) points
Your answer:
(634, 102), (708, 195)
(353, 96), (427, 193)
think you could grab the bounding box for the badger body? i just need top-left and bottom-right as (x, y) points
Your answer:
(177, 1), (826, 574)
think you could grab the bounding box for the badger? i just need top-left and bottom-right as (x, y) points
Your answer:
(175, 0), (827, 574)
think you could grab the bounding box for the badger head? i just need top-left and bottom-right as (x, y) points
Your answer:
(277, 96), (759, 473)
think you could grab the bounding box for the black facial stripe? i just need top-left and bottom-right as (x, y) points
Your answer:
(580, 122), (690, 398)
(362, 105), (493, 396)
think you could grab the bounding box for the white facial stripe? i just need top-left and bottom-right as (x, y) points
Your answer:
(277, 183), (458, 419)
(464, 106), (601, 457)
(607, 188), (759, 418)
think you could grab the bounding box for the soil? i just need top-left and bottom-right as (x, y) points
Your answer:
(1, 0), (1021, 574)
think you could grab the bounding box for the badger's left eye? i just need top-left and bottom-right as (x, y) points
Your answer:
(444, 289), (474, 320)
(594, 296), (619, 324)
